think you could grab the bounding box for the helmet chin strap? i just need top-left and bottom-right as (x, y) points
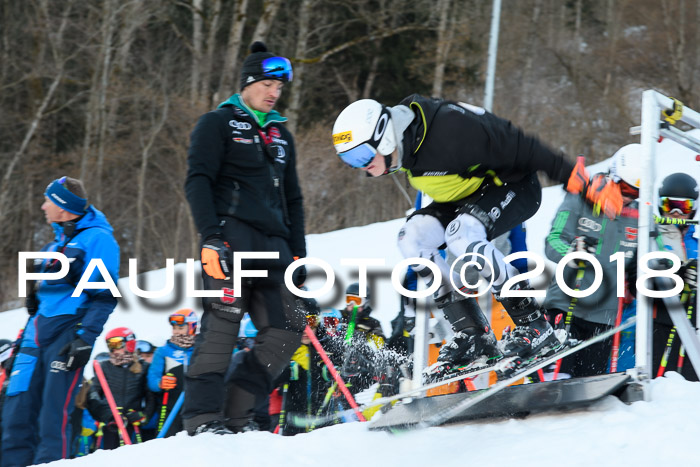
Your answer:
(382, 154), (395, 175)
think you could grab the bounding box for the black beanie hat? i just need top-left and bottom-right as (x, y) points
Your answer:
(239, 41), (288, 90)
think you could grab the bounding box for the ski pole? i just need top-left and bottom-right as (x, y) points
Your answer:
(345, 306), (358, 345)
(157, 383), (171, 433)
(657, 326), (677, 377)
(677, 289), (695, 372)
(131, 419), (143, 444)
(553, 262), (586, 380)
(95, 422), (104, 450)
(277, 383), (289, 435)
(610, 296), (625, 372)
(304, 326), (366, 422)
(156, 391), (185, 438)
(309, 382), (338, 431)
(93, 360), (132, 445)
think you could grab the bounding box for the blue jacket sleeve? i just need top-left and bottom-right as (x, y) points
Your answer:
(147, 347), (167, 393)
(75, 231), (120, 345)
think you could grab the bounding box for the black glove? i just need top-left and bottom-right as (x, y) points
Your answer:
(58, 337), (93, 371)
(201, 235), (231, 280)
(26, 292), (39, 317)
(293, 264), (307, 288)
(679, 259), (698, 289)
(124, 410), (146, 426)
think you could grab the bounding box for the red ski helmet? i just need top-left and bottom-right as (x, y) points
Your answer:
(105, 327), (137, 352)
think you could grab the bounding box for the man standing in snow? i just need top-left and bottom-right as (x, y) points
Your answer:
(543, 144), (641, 377)
(1, 176), (119, 466)
(331, 96), (621, 378)
(182, 41), (307, 435)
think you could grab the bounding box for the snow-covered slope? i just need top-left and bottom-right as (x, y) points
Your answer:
(48, 373), (700, 467)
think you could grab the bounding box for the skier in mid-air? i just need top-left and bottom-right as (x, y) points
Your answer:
(331, 95), (622, 379)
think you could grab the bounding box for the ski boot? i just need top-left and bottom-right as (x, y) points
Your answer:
(497, 284), (565, 370)
(424, 293), (502, 382)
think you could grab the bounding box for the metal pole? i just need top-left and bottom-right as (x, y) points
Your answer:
(412, 196), (431, 390)
(635, 90), (658, 396)
(483, 0), (502, 112)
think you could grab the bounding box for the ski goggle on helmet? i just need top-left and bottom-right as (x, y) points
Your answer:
(105, 327), (136, 352)
(169, 308), (199, 335)
(660, 197), (695, 215)
(658, 172), (699, 216)
(332, 99), (397, 169)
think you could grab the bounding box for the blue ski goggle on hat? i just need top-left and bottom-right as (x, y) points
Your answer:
(261, 56), (293, 82)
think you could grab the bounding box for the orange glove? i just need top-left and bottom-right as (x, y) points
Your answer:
(160, 374), (177, 391)
(565, 155), (591, 195)
(593, 179), (623, 219)
(201, 236), (231, 280)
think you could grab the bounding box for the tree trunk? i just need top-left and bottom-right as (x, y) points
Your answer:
(191, 0), (204, 104)
(250, 0), (282, 44)
(286, 0), (313, 134)
(217, 0), (250, 99)
(200, 0), (223, 105)
(0, 1), (73, 219)
(135, 94), (170, 263)
(432, 0), (452, 98)
(515, 0), (542, 122)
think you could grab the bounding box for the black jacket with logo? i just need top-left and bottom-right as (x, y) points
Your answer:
(185, 96), (306, 257)
(397, 94), (575, 203)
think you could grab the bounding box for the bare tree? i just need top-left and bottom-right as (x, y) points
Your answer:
(432, 0), (452, 97)
(200, 0), (223, 105)
(286, 0), (314, 133)
(0, 1), (74, 220)
(217, 0), (250, 98)
(191, 0), (204, 104)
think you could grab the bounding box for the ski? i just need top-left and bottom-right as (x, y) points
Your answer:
(287, 355), (518, 428)
(422, 355), (517, 384)
(413, 316), (637, 429)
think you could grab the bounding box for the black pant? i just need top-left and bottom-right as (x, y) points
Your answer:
(183, 218), (305, 433)
(552, 314), (613, 377)
(412, 173), (542, 240)
(653, 322), (699, 381)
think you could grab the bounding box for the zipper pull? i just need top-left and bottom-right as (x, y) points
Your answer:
(273, 177), (280, 187)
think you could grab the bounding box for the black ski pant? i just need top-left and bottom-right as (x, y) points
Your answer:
(182, 218), (305, 433)
(653, 321), (698, 381)
(554, 315), (613, 377)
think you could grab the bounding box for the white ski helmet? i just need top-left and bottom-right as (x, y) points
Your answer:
(332, 99), (397, 169)
(609, 143), (642, 188)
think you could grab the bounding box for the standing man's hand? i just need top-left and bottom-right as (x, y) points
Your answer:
(201, 235), (231, 280)
(58, 337), (93, 371)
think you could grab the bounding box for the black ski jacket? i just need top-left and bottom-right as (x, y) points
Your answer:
(87, 360), (155, 424)
(185, 95), (306, 257)
(398, 94), (575, 203)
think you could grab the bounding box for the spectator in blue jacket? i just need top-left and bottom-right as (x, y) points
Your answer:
(1, 176), (119, 466)
(147, 309), (197, 437)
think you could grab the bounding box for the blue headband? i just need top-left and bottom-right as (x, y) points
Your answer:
(44, 177), (87, 215)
